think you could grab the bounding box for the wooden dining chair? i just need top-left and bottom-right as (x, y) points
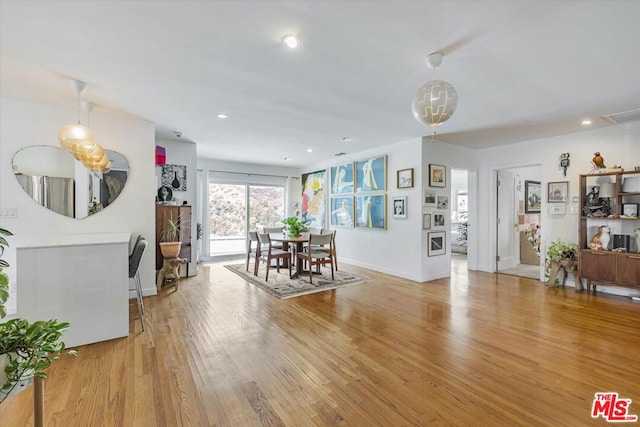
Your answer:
(318, 229), (338, 271)
(246, 231), (260, 276)
(256, 233), (292, 281)
(263, 226), (284, 250)
(296, 233), (334, 284)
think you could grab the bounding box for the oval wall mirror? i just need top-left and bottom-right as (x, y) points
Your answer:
(12, 145), (129, 219)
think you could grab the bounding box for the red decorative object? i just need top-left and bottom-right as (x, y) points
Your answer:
(155, 145), (166, 165)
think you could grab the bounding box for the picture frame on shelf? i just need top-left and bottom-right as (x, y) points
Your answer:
(355, 194), (386, 229)
(330, 196), (355, 227)
(525, 180), (541, 213)
(423, 213), (431, 230)
(423, 189), (437, 207)
(548, 181), (568, 203)
(392, 196), (407, 219)
(428, 164), (446, 188)
(330, 162), (354, 195)
(397, 168), (414, 189)
(427, 231), (446, 256)
(355, 155), (387, 193)
(622, 203), (638, 218)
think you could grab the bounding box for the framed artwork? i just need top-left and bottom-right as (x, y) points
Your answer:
(355, 155), (387, 193)
(397, 168), (414, 189)
(392, 196), (407, 219)
(161, 164), (187, 191)
(355, 194), (386, 229)
(331, 162), (354, 195)
(301, 169), (327, 229)
(429, 164), (446, 188)
(548, 181), (568, 203)
(525, 180), (541, 213)
(423, 189), (437, 207)
(622, 203), (638, 217)
(423, 213), (431, 230)
(437, 195), (449, 210)
(330, 196), (355, 227)
(428, 231), (446, 256)
(548, 204), (566, 215)
(433, 213), (446, 228)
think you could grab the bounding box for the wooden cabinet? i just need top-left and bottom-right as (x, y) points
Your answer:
(578, 171), (640, 291)
(155, 204), (192, 270)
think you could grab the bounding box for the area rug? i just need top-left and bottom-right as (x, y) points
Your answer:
(224, 262), (370, 299)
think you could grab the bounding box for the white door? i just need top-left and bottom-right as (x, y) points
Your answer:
(497, 170), (517, 270)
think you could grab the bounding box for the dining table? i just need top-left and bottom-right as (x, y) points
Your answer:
(269, 232), (310, 278)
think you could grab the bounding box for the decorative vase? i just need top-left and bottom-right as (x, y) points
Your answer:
(159, 241), (182, 259)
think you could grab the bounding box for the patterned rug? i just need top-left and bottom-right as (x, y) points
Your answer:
(224, 262), (370, 299)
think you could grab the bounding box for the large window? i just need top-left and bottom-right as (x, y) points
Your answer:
(207, 182), (285, 257)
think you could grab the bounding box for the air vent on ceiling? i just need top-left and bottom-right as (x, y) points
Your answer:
(602, 108), (640, 124)
(334, 152), (347, 157)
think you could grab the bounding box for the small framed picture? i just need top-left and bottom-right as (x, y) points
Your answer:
(423, 189), (437, 207)
(437, 195), (449, 209)
(548, 181), (568, 203)
(428, 231), (446, 256)
(548, 204), (566, 215)
(392, 196), (407, 219)
(622, 203), (638, 217)
(397, 168), (414, 189)
(525, 180), (541, 213)
(423, 213), (431, 230)
(433, 213), (445, 228)
(429, 164), (446, 188)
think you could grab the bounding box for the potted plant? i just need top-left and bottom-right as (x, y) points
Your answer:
(544, 238), (579, 287)
(159, 213), (184, 258)
(0, 227), (75, 404)
(282, 216), (308, 237)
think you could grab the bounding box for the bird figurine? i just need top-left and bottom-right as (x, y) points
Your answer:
(592, 152), (606, 169)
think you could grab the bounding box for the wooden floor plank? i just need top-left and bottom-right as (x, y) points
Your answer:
(1, 259), (638, 426)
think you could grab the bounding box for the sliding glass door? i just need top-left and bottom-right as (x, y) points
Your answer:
(208, 182), (284, 257)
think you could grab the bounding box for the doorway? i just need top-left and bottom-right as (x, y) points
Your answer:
(451, 169), (468, 272)
(496, 165), (542, 280)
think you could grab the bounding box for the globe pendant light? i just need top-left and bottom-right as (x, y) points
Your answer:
(58, 80), (97, 153)
(411, 52), (458, 128)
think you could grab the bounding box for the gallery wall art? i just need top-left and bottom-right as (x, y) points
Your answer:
(301, 169), (327, 229)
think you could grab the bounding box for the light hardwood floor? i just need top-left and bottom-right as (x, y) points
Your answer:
(1, 260), (639, 426)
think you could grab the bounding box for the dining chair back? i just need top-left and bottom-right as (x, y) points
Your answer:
(257, 233), (292, 281)
(129, 236), (147, 331)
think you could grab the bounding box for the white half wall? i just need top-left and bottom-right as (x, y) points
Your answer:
(0, 98), (157, 303)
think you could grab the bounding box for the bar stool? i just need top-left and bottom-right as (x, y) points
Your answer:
(129, 237), (147, 331)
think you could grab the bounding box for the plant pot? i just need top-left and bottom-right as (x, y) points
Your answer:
(0, 353), (34, 401)
(160, 242), (182, 259)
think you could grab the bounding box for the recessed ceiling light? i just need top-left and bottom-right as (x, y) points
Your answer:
(284, 157), (291, 161)
(217, 113), (228, 119)
(581, 119), (592, 125)
(307, 148), (312, 153)
(341, 137), (350, 142)
(282, 35), (300, 49)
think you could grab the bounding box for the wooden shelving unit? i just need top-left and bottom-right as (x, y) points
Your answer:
(578, 171), (640, 292)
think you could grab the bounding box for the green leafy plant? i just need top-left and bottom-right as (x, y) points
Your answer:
(0, 227), (75, 404)
(160, 214), (183, 242)
(544, 238), (578, 282)
(282, 216), (308, 237)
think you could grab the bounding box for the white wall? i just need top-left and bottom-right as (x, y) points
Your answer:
(156, 138), (197, 276)
(0, 98), (157, 306)
(475, 122), (640, 294)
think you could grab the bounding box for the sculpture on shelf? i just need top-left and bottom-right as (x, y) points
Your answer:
(582, 186), (610, 217)
(589, 226), (611, 251)
(634, 228), (640, 253)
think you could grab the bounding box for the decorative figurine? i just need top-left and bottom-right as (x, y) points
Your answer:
(589, 225), (611, 250)
(634, 228), (640, 253)
(582, 186), (611, 217)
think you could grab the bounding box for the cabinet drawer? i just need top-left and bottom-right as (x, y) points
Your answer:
(581, 251), (617, 282)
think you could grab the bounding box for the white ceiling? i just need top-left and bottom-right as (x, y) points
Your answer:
(1, 1), (639, 168)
